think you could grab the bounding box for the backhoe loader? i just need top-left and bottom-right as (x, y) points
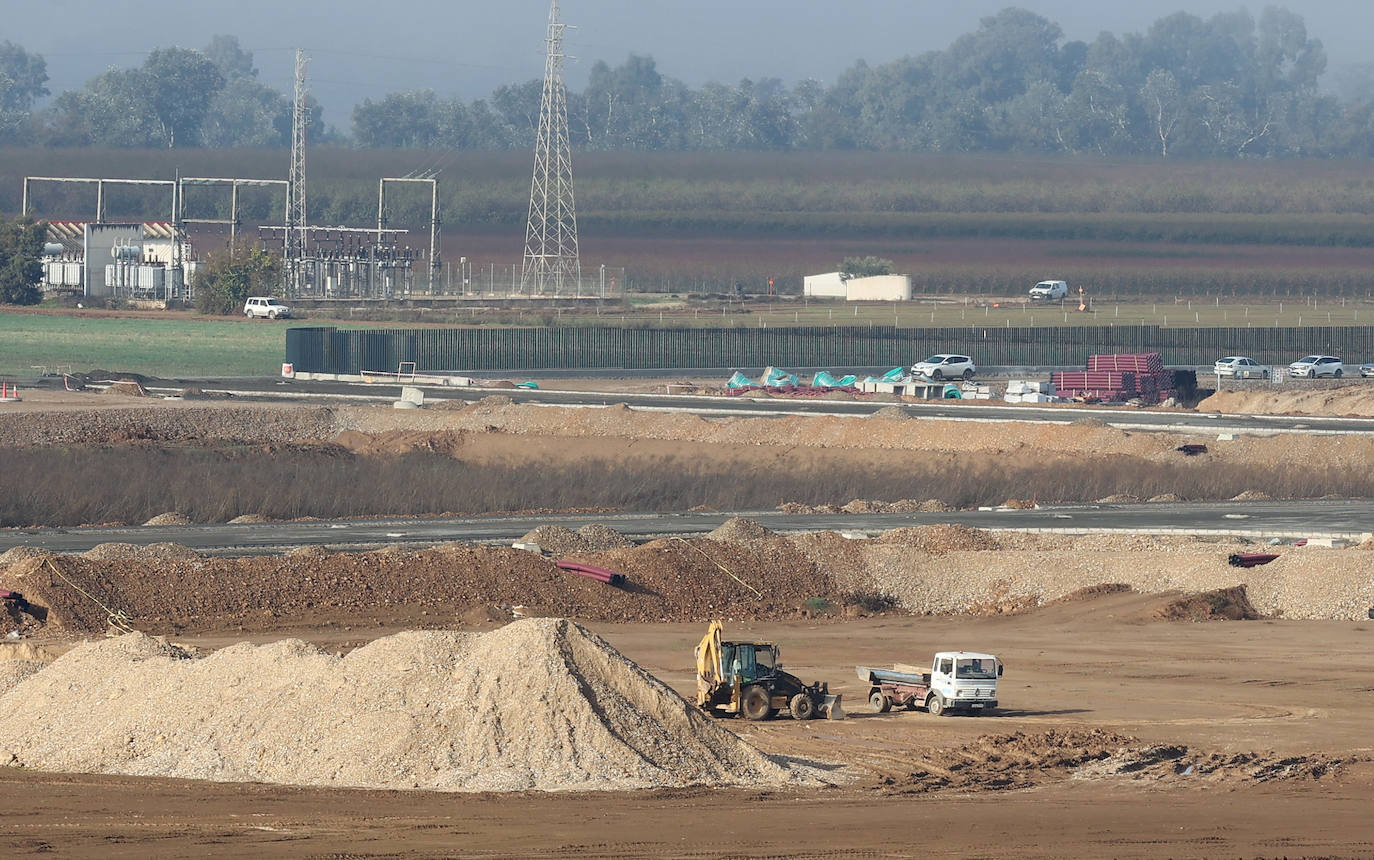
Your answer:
(694, 621), (843, 720)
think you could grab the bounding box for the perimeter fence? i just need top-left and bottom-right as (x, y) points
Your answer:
(284, 325), (1374, 374)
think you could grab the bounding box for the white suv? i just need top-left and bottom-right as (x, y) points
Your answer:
(1288, 355), (1343, 378)
(912, 354), (976, 380)
(244, 296), (292, 319)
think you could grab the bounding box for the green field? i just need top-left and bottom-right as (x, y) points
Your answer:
(0, 313), (290, 378)
(5, 297), (1374, 379)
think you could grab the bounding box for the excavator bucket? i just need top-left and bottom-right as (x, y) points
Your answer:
(819, 693), (845, 720)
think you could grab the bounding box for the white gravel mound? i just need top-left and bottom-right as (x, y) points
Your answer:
(0, 619), (818, 792)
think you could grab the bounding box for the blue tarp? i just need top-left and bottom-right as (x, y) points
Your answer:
(762, 366), (799, 387)
(726, 371), (754, 388)
(881, 367), (906, 381)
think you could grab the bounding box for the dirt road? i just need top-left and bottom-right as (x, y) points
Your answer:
(4, 591), (1372, 858)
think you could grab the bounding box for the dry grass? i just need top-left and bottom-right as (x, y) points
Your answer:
(2, 444), (1369, 527)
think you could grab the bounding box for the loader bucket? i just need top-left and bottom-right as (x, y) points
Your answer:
(819, 694), (845, 720)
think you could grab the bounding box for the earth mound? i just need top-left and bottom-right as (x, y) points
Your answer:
(879, 728), (1352, 794)
(707, 517), (774, 541)
(1154, 586), (1262, 621)
(0, 620), (819, 793)
(143, 512), (192, 526)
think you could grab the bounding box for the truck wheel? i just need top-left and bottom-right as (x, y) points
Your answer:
(741, 685), (772, 721)
(869, 690), (891, 713)
(789, 693), (816, 721)
(926, 694), (945, 716)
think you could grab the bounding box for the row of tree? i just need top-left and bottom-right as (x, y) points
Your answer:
(4, 7), (1374, 157)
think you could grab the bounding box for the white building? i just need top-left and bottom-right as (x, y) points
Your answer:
(803, 271), (913, 301)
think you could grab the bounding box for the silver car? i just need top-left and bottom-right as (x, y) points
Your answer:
(1213, 356), (1269, 379)
(1287, 355), (1343, 378)
(912, 354), (976, 381)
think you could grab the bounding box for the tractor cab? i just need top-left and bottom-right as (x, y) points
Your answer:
(720, 641), (779, 685)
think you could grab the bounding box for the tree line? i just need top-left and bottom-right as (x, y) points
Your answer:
(3, 6), (1373, 158)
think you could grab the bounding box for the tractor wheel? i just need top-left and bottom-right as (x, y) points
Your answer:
(741, 685), (772, 721)
(926, 694), (945, 716)
(789, 693), (816, 721)
(962, 369), (974, 380)
(869, 690), (891, 713)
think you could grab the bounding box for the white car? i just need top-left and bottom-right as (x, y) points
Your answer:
(1213, 356), (1269, 379)
(912, 354), (976, 381)
(1028, 280), (1069, 301)
(244, 296), (292, 319)
(1288, 355), (1343, 378)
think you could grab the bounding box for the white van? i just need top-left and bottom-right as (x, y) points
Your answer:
(1029, 280), (1069, 301)
(244, 296), (292, 319)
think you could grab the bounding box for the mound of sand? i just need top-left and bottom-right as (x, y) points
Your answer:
(0, 620), (820, 793)
(707, 517), (774, 541)
(227, 514), (274, 524)
(143, 512), (192, 526)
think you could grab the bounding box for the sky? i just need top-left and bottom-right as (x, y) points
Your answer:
(8, 1), (1369, 127)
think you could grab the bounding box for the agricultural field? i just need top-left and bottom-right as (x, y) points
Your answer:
(8, 148), (1374, 295)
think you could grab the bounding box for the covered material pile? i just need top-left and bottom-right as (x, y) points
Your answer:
(1053, 353), (1173, 403)
(0, 619), (814, 792)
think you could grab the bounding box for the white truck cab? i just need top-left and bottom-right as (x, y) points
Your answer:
(929, 651), (1001, 714)
(1029, 280), (1068, 301)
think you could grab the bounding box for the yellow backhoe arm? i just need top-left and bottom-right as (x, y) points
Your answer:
(694, 620), (724, 706)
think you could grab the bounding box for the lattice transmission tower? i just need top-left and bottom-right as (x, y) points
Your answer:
(521, 0), (581, 296)
(285, 48), (309, 294)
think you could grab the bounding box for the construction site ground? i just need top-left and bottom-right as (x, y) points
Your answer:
(2, 385), (1374, 858)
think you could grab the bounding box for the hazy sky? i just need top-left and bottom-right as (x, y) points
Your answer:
(9, 1), (1368, 125)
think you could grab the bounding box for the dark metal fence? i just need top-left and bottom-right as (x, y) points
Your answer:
(285, 325), (1374, 373)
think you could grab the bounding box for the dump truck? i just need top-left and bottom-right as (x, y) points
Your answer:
(857, 651), (1002, 716)
(695, 621), (843, 720)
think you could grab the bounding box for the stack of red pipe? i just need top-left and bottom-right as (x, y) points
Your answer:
(554, 560), (627, 586)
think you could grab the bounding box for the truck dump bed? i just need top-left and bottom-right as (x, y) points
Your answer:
(856, 665), (927, 685)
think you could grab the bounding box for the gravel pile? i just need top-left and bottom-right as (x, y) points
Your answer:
(0, 620), (817, 792)
(519, 525), (590, 554)
(707, 517), (774, 541)
(576, 523), (636, 550)
(875, 525), (1000, 552)
(143, 512), (192, 526)
(0, 660), (46, 696)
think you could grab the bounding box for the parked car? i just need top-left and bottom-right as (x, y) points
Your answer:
(1212, 356), (1269, 379)
(1361, 362), (1374, 378)
(912, 354), (976, 380)
(1287, 355), (1343, 378)
(244, 296), (292, 319)
(1028, 280), (1069, 301)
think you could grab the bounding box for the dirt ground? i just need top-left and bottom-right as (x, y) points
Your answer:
(4, 386), (1374, 857)
(3, 594), (1374, 858)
